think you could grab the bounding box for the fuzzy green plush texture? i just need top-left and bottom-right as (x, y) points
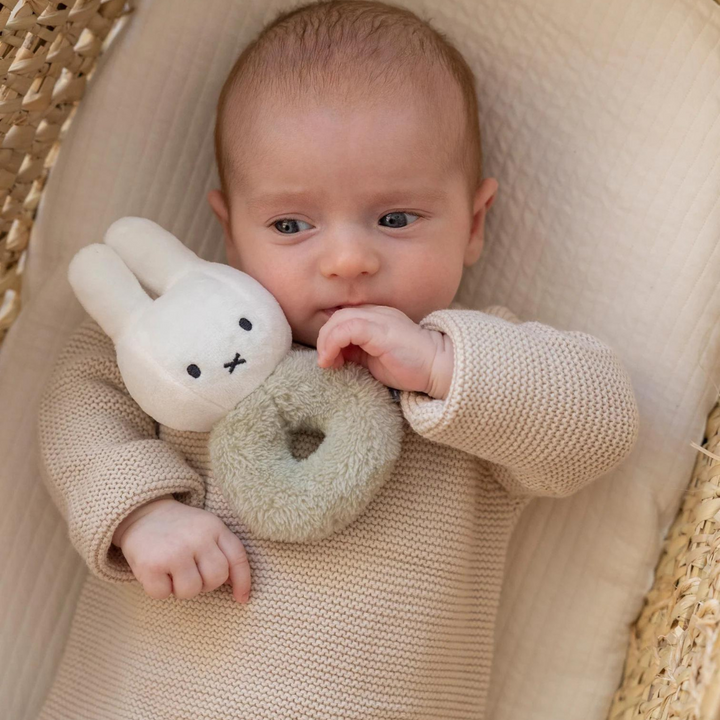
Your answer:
(209, 348), (405, 543)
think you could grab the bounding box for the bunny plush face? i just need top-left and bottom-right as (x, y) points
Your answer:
(117, 261), (291, 432)
(68, 217), (292, 432)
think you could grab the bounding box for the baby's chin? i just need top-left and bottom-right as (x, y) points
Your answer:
(288, 313), (325, 349)
(292, 336), (317, 350)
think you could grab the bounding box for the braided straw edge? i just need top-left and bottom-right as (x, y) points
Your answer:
(0, 0), (135, 348)
(608, 395), (720, 720)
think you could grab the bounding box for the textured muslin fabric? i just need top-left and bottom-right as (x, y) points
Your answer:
(33, 302), (639, 719)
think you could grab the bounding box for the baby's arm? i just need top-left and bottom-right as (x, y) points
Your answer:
(399, 305), (641, 498)
(36, 316), (250, 602)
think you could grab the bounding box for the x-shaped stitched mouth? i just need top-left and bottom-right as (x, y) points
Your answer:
(224, 353), (246, 373)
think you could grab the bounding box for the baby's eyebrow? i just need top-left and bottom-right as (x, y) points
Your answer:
(247, 187), (448, 211)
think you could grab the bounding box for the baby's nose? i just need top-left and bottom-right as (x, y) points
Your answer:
(319, 234), (380, 279)
(224, 352), (246, 374)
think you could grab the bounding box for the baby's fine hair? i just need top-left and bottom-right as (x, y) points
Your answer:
(213, 0), (483, 198)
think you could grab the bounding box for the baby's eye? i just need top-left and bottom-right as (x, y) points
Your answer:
(273, 218), (312, 235)
(379, 211), (421, 229)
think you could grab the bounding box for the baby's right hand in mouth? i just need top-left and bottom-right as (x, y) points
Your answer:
(111, 496), (252, 604)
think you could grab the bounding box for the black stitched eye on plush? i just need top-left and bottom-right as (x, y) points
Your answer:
(239, 318), (252, 331)
(187, 364), (201, 379)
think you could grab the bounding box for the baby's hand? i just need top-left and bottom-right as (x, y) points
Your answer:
(111, 496), (252, 604)
(316, 305), (455, 400)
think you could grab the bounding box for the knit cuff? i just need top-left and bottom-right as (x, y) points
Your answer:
(99, 471), (207, 582)
(399, 308), (508, 445)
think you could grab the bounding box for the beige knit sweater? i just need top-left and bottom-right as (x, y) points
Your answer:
(35, 303), (640, 720)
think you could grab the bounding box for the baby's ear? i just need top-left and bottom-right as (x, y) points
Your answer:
(104, 217), (205, 295)
(68, 243), (152, 341)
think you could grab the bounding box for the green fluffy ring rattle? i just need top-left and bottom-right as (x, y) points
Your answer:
(209, 350), (404, 543)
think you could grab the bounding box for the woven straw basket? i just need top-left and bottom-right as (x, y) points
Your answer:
(0, 1), (719, 718)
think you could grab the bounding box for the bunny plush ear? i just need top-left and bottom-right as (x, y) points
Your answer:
(68, 244), (152, 341)
(103, 216), (204, 296)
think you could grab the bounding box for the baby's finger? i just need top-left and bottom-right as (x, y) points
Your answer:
(196, 544), (231, 593)
(316, 307), (381, 359)
(169, 556), (204, 600)
(217, 529), (252, 603)
(139, 570), (174, 601)
(318, 318), (385, 368)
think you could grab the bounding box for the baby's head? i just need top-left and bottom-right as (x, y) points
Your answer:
(208, 0), (497, 349)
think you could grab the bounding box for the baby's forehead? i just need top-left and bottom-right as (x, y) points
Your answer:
(222, 72), (465, 185)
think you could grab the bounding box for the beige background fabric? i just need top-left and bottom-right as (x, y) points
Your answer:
(0, 0), (718, 718)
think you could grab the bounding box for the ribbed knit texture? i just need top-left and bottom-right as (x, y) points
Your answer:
(34, 304), (640, 719)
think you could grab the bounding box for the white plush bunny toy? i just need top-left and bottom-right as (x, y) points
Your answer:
(67, 217), (403, 543)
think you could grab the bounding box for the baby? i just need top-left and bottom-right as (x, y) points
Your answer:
(35, 1), (641, 719)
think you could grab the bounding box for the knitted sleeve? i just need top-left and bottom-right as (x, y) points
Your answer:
(36, 315), (207, 583)
(399, 304), (640, 498)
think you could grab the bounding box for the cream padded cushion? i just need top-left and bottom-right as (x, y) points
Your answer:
(0, 0), (718, 718)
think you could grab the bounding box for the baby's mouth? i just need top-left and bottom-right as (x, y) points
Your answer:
(323, 303), (365, 316)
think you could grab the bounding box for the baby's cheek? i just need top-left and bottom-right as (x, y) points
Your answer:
(399, 254), (461, 319)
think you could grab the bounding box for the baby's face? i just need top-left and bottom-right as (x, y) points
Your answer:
(209, 96), (497, 348)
